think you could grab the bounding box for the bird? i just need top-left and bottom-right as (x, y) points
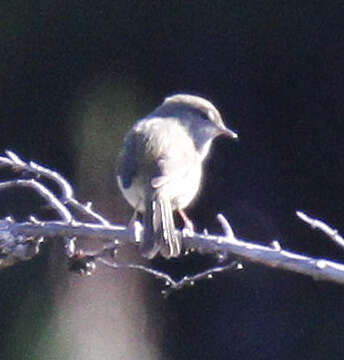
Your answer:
(116, 93), (238, 259)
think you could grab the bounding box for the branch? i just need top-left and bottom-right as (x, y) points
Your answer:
(0, 179), (72, 222)
(98, 258), (242, 297)
(1, 151), (344, 293)
(296, 211), (344, 249)
(180, 214), (344, 285)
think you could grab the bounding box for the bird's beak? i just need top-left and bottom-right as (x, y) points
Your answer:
(220, 126), (238, 139)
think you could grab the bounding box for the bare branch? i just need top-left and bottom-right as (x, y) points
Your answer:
(0, 179), (72, 222)
(297, 211), (344, 249)
(67, 199), (112, 225)
(9, 220), (130, 243)
(0, 156), (14, 168)
(98, 258), (242, 297)
(3, 150), (74, 200)
(1, 151), (344, 291)
(182, 221), (344, 285)
(4, 211), (344, 287)
(28, 160), (74, 200)
(5, 150), (27, 168)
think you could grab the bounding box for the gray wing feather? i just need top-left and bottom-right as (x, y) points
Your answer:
(117, 132), (138, 189)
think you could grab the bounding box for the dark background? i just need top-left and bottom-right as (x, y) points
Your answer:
(0, 1), (343, 359)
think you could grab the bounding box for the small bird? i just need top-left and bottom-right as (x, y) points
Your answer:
(116, 94), (238, 259)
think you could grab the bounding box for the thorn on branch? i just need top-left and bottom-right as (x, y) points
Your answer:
(217, 213), (235, 241)
(216, 252), (228, 262)
(270, 240), (282, 251)
(5, 150), (27, 171)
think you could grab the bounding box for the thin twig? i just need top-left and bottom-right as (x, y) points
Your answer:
(6, 152), (111, 226)
(67, 199), (111, 225)
(97, 258), (242, 297)
(297, 211), (344, 249)
(0, 179), (72, 222)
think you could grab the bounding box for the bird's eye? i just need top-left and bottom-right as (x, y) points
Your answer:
(200, 112), (209, 121)
(202, 110), (215, 122)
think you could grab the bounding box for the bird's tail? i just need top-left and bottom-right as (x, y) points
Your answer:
(141, 195), (181, 259)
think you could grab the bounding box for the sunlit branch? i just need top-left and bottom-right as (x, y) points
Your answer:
(0, 151), (343, 293)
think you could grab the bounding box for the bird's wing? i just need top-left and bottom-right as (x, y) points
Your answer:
(116, 131), (139, 189)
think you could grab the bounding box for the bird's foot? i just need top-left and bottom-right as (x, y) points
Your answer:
(178, 209), (195, 237)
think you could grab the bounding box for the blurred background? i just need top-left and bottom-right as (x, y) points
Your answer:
(0, 1), (343, 359)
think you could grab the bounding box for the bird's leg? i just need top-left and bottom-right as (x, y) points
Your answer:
(178, 209), (195, 236)
(128, 209), (139, 227)
(127, 208), (145, 249)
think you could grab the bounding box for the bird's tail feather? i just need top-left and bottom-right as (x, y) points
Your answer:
(140, 195), (181, 259)
(158, 197), (181, 258)
(140, 198), (161, 259)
